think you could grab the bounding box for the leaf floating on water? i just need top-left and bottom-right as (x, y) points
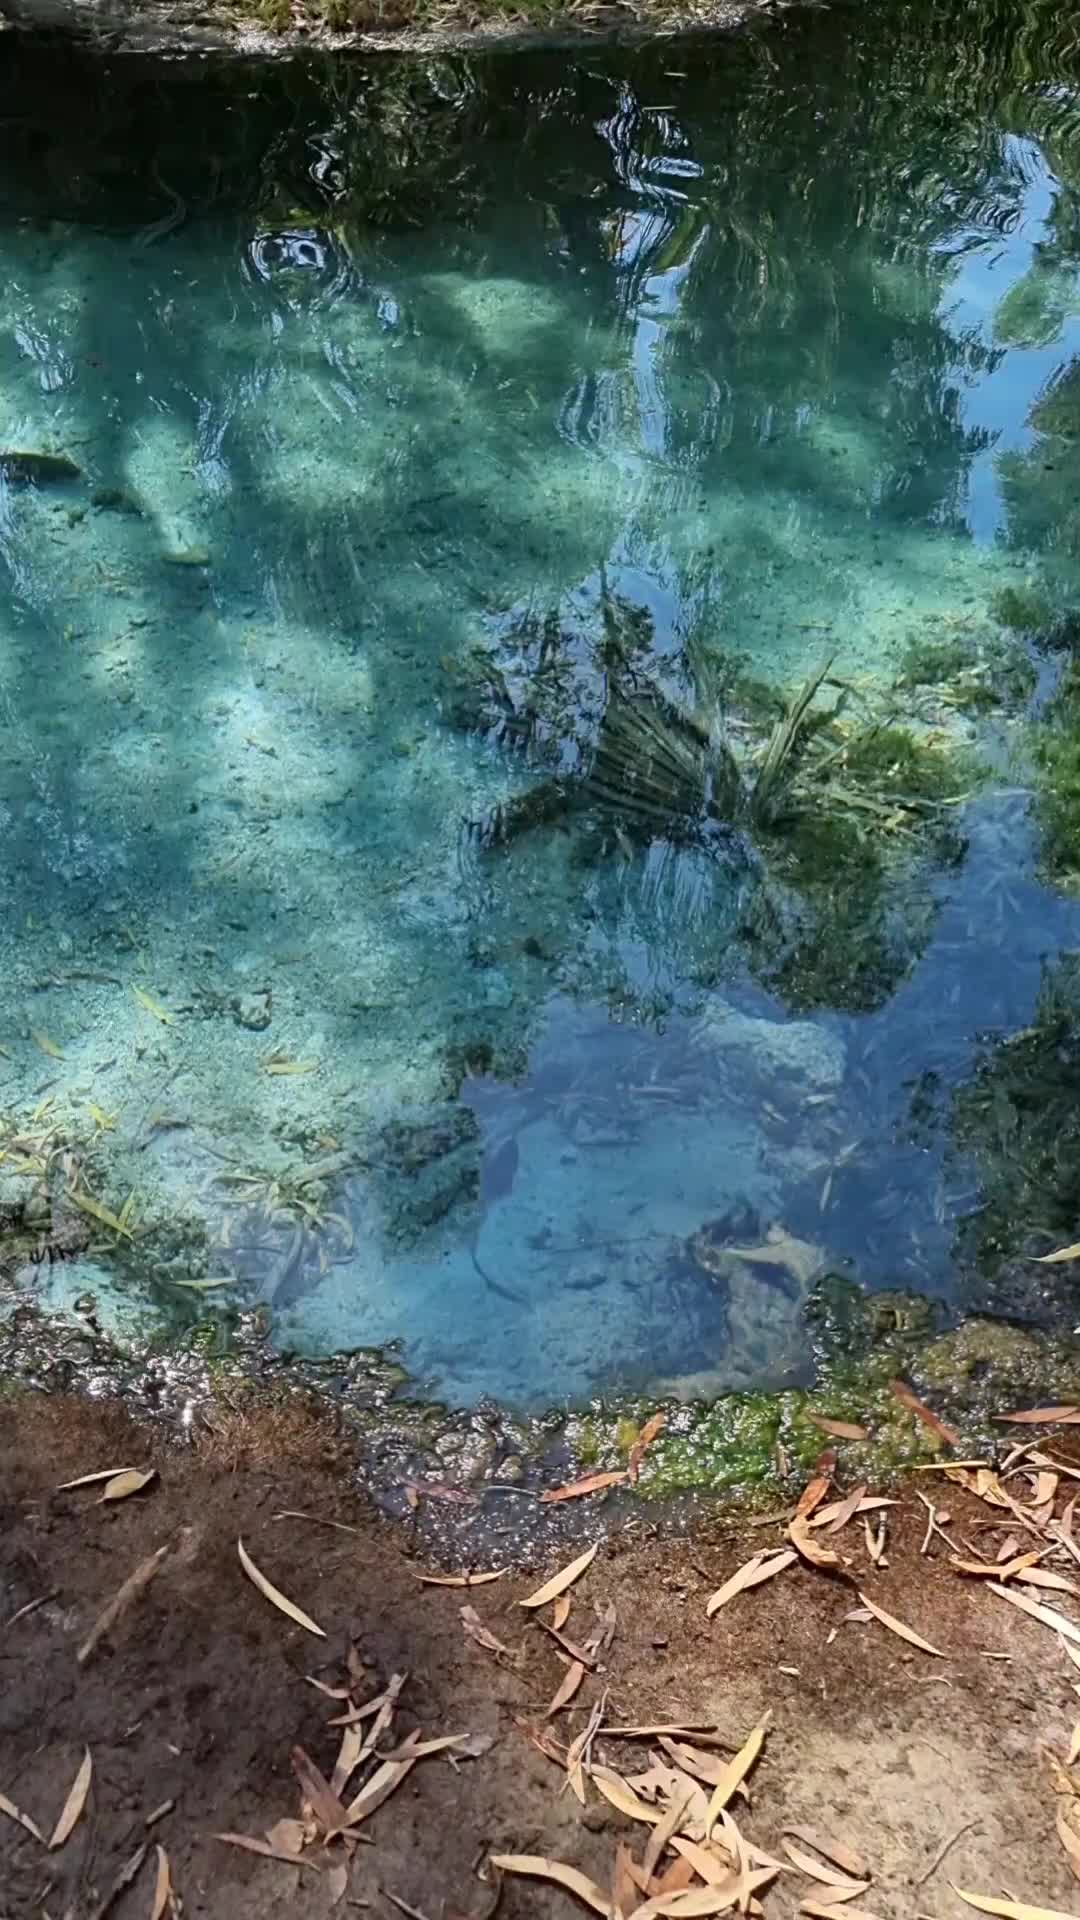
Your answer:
(49, 1747), (92, 1849)
(0, 1789), (45, 1844)
(951, 1887), (1080, 1918)
(706, 1549), (797, 1616)
(237, 1538), (325, 1638)
(1033, 1244), (1080, 1265)
(628, 1412), (667, 1484)
(130, 985), (177, 1026)
(150, 1845), (173, 1920)
(489, 1854), (612, 1916)
(539, 1471), (628, 1504)
(31, 1028), (64, 1059)
(807, 1416), (870, 1442)
(413, 1569), (506, 1588)
(519, 1542), (599, 1609)
(857, 1590), (944, 1656)
(995, 1406), (1080, 1425)
(888, 1379), (959, 1447)
(100, 1468), (157, 1503)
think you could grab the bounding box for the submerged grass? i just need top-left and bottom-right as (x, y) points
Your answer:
(237, 0), (720, 32)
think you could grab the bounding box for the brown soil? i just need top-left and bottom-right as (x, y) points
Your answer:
(2, 1391), (1079, 1920)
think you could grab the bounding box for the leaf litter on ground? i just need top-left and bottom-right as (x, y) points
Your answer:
(520, 1542), (599, 1609)
(49, 1747), (92, 1848)
(237, 1538), (325, 1638)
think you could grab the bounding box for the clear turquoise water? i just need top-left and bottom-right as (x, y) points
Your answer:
(4, 2), (1080, 1405)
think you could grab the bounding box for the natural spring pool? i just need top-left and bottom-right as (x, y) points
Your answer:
(4, 0), (1080, 1411)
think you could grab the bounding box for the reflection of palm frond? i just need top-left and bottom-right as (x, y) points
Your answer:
(586, 685), (740, 832)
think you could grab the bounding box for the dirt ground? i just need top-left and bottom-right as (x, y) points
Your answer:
(3, 1392), (1080, 1920)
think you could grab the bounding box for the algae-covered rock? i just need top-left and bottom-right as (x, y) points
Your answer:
(0, 449), (81, 486)
(696, 1001), (845, 1094)
(918, 1317), (1069, 1394)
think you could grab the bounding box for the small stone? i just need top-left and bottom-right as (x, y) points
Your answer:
(494, 1454), (524, 1484)
(232, 992), (271, 1032)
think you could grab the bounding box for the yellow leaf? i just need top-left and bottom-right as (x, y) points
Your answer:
(263, 1057), (319, 1076)
(858, 1590), (944, 1656)
(66, 1187), (133, 1239)
(131, 985), (176, 1026)
(150, 1845), (173, 1920)
(590, 1766), (663, 1826)
(489, 1854), (612, 1915)
(704, 1721), (768, 1835)
(1034, 1245), (1080, 1265)
(988, 1580), (1080, 1648)
(237, 1538), (325, 1638)
(100, 1468), (157, 1503)
(49, 1748), (92, 1849)
(952, 1886), (1080, 1918)
(31, 1029), (64, 1060)
(706, 1549), (796, 1616)
(87, 1103), (117, 1132)
(56, 1466), (134, 1490)
(413, 1569), (506, 1587)
(519, 1542), (599, 1610)
(0, 1789), (45, 1844)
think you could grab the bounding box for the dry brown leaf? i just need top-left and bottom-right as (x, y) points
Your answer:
(658, 1739), (731, 1788)
(629, 1886), (743, 1920)
(1019, 1569), (1080, 1597)
(888, 1379), (959, 1446)
(340, 1728), (429, 1829)
(996, 1406), (1080, 1424)
(330, 1726), (363, 1798)
(264, 1818), (306, 1856)
(78, 1543), (170, 1666)
(540, 1471), (628, 1504)
(519, 1543), (600, 1609)
(949, 1552), (1041, 1580)
(951, 1888), (1080, 1918)
(811, 1497), (897, 1529)
(783, 1827), (868, 1881)
(100, 1469), (157, 1504)
(291, 1746), (347, 1836)
(821, 1485), (868, 1536)
(629, 1413), (667, 1485)
(378, 1733), (478, 1761)
(237, 1539), (325, 1638)
(413, 1569), (505, 1588)
(216, 1832), (319, 1870)
(327, 1861), (348, 1907)
(706, 1549), (796, 1616)
(858, 1590), (944, 1656)
(650, 1857), (698, 1898)
(800, 1905), (884, 1920)
(988, 1580), (1080, 1647)
(552, 1594), (572, 1631)
(669, 1837), (737, 1887)
(1057, 1801), (1080, 1882)
(788, 1515), (842, 1570)
(49, 1747), (92, 1849)
(613, 1841), (642, 1918)
(489, 1852), (612, 1915)
(566, 1695), (605, 1805)
(56, 1466), (135, 1490)
(591, 1767), (663, 1827)
(704, 1721), (768, 1833)
(1069, 1726), (1080, 1768)
(0, 1788), (45, 1844)
(1033, 1244), (1080, 1265)
(150, 1845), (173, 1920)
(643, 1788), (696, 1883)
(807, 1417), (870, 1442)
(544, 1659), (586, 1718)
(796, 1475), (831, 1520)
(782, 1838), (866, 1893)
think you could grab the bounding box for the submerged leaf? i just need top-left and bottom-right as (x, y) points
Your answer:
(1033, 1245), (1080, 1265)
(131, 985), (176, 1026)
(807, 1417), (870, 1442)
(31, 1029), (64, 1060)
(237, 1539), (325, 1638)
(49, 1748), (92, 1849)
(540, 1472), (628, 1504)
(519, 1542), (599, 1609)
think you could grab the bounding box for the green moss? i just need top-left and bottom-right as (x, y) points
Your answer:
(842, 724), (977, 801)
(897, 632), (1037, 711)
(991, 582), (1055, 632)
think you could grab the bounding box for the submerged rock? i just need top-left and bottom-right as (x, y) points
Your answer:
(696, 1001), (846, 1095)
(0, 449), (81, 486)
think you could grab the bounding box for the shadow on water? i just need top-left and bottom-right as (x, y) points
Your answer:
(4, 0), (1080, 1403)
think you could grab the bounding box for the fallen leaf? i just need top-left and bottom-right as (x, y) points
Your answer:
(400, 1480), (477, 1506)
(519, 1542), (600, 1609)
(949, 1552), (1042, 1580)
(552, 1594), (572, 1631)
(66, 1186), (133, 1238)
(544, 1659), (586, 1718)
(489, 1854), (611, 1915)
(50, 1748), (92, 1849)
(820, 1485), (868, 1535)
(1057, 1802), (1080, 1881)
(807, 1417), (870, 1442)
(264, 1819), (306, 1855)
(237, 1538), (325, 1638)
(669, 1837), (737, 1887)
(413, 1569), (505, 1588)
(988, 1580), (1080, 1647)
(788, 1515), (842, 1570)
(31, 1029), (64, 1059)
(566, 1696), (605, 1804)
(631, 1883), (746, 1917)
(100, 1469), (157, 1504)
(811, 1497), (898, 1529)
(889, 1379), (959, 1446)
(56, 1467), (135, 1490)
(328, 1862), (348, 1906)
(540, 1472), (628, 1504)
(150, 1845), (173, 1920)
(706, 1549), (797, 1616)
(590, 1768), (664, 1826)
(996, 1407), (1080, 1425)
(216, 1832), (319, 1869)
(783, 1827), (868, 1881)
(1019, 1569), (1080, 1597)
(0, 1789), (45, 1844)
(78, 1543), (170, 1665)
(857, 1590), (944, 1656)
(704, 1721), (768, 1834)
(291, 1745), (347, 1835)
(782, 1838), (866, 1893)
(339, 1730), (428, 1829)
(643, 1788), (696, 1883)
(378, 1733), (488, 1761)
(1033, 1245), (1080, 1264)
(796, 1475), (831, 1520)
(800, 1905), (884, 1920)
(629, 1413), (667, 1485)
(262, 1056), (319, 1076)
(951, 1888), (1080, 1918)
